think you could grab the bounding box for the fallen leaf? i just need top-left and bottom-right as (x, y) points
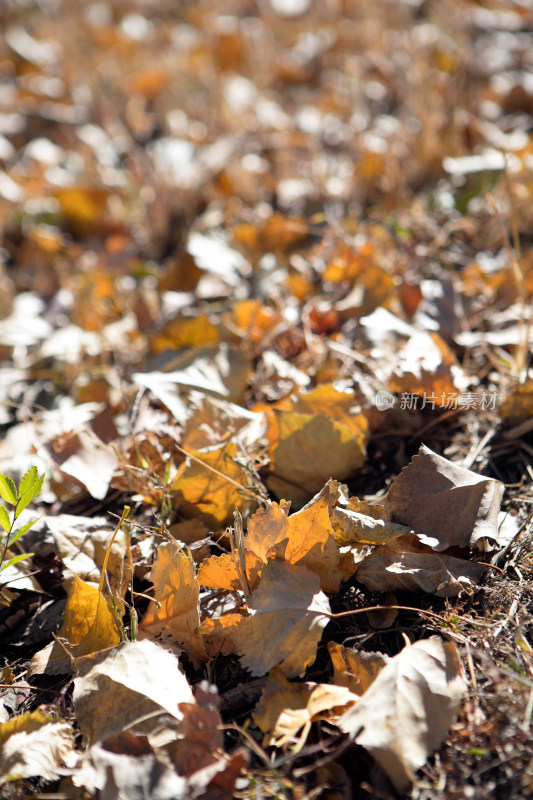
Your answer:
(387, 332), (467, 403)
(60, 574), (121, 658)
(328, 643), (389, 696)
(355, 535), (488, 596)
(0, 710), (73, 784)
(337, 637), (465, 791)
(331, 506), (412, 546)
(231, 560), (331, 677)
(139, 542), (207, 663)
(71, 745), (187, 800)
(197, 550), (264, 592)
(267, 410), (366, 507)
(73, 639), (193, 745)
(33, 514), (130, 594)
(149, 313), (220, 356)
(171, 442), (257, 528)
(253, 667), (358, 749)
(244, 482), (343, 592)
(136, 343), (251, 406)
(383, 444), (504, 548)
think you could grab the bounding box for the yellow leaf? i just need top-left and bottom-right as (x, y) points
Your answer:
(499, 379), (533, 418)
(149, 314), (220, 356)
(253, 667), (358, 749)
(226, 299), (283, 344)
(287, 384), (370, 440)
(60, 575), (120, 658)
(171, 443), (257, 527)
(139, 542), (207, 663)
(267, 410), (366, 507)
(331, 506), (412, 546)
(328, 642), (389, 696)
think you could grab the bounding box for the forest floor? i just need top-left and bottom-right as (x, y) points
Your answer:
(0, 0), (533, 798)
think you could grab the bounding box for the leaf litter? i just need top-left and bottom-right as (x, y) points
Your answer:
(0, 1), (533, 799)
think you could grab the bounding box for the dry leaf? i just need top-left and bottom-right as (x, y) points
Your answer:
(139, 542), (207, 663)
(231, 560), (331, 677)
(34, 514), (130, 594)
(171, 442), (256, 528)
(73, 639), (193, 745)
(337, 637), (465, 791)
(197, 550), (264, 592)
(328, 642), (389, 696)
(0, 710), (73, 784)
(182, 393), (266, 451)
(253, 667), (358, 749)
(72, 746), (187, 800)
(60, 574), (121, 658)
(245, 482), (343, 592)
(355, 535), (488, 596)
(267, 410), (365, 507)
(331, 506), (412, 546)
(387, 331), (467, 403)
(383, 444), (504, 548)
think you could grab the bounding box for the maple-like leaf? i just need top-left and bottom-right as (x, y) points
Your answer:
(139, 542), (207, 663)
(337, 637), (465, 791)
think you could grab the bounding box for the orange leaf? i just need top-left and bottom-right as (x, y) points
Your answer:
(171, 442), (256, 527)
(197, 550), (264, 592)
(139, 542), (207, 663)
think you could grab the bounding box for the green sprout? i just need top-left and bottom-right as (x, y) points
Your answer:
(0, 467), (45, 573)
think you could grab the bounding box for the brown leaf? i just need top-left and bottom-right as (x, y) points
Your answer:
(253, 667), (358, 749)
(355, 535), (488, 596)
(331, 506), (412, 546)
(231, 560), (331, 677)
(328, 643), (389, 696)
(73, 639), (193, 745)
(383, 444), (504, 548)
(139, 542), (207, 663)
(337, 637), (465, 791)
(0, 710), (73, 784)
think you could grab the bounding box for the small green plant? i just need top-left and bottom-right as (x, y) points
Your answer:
(0, 467), (45, 573)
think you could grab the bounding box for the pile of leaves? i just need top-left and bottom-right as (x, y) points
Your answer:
(0, 0), (533, 797)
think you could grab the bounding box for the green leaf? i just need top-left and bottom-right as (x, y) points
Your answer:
(8, 518), (39, 547)
(1, 552), (34, 571)
(18, 467), (39, 500)
(0, 475), (17, 506)
(15, 475), (44, 520)
(0, 506), (11, 533)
